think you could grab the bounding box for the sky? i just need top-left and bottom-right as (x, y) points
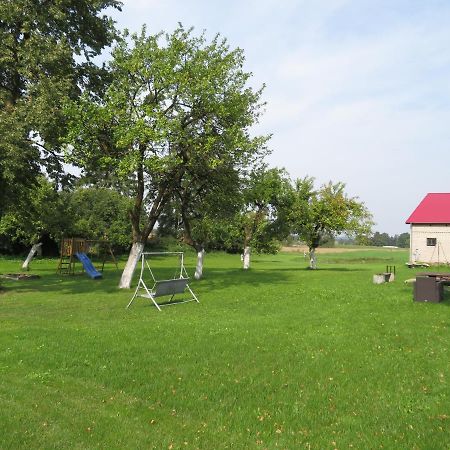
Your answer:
(107, 0), (450, 235)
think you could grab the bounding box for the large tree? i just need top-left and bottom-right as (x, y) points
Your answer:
(0, 0), (121, 222)
(64, 25), (269, 288)
(290, 178), (373, 269)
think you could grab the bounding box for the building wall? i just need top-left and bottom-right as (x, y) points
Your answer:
(410, 223), (450, 264)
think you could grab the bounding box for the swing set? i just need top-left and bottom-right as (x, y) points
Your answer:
(127, 252), (199, 311)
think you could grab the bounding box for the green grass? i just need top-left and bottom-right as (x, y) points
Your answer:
(0, 249), (449, 449)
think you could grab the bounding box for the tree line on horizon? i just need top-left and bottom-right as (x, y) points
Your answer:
(0, 1), (374, 282)
(335, 232), (410, 249)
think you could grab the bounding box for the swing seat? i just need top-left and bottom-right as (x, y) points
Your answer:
(152, 278), (189, 297)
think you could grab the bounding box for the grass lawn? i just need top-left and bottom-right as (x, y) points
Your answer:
(0, 249), (448, 449)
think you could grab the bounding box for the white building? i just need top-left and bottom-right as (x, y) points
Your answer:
(406, 193), (450, 265)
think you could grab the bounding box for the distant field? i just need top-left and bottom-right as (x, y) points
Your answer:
(0, 249), (449, 449)
(282, 245), (405, 254)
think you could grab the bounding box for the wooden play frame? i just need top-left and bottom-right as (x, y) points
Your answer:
(57, 237), (118, 275)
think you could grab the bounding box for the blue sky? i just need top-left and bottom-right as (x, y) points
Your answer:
(108, 0), (450, 234)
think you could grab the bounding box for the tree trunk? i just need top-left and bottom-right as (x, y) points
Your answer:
(22, 243), (42, 271)
(309, 247), (317, 269)
(119, 242), (145, 289)
(243, 246), (251, 270)
(194, 248), (205, 280)
(120, 178), (169, 289)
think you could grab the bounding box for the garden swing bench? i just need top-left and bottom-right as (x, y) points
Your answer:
(126, 252), (199, 311)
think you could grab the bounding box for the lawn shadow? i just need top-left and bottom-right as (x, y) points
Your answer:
(2, 266), (289, 298)
(1, 261), (366, 299)
(194, 267), (291, 291)
(191, 265), (364, 294)
(0, 269), (123, 296)
(299, 267), (363, 272)
(440, 287), (450, 306)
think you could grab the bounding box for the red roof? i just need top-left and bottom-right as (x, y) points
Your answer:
(406, 193), (450, 224)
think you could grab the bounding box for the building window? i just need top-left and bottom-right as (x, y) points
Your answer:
(427, 238), (436, 246)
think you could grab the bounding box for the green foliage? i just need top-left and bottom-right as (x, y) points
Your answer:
(0, 0), (121, 172)
(290, 177), (373, 252)
(0, 176), (69, 248)
(162, 159), (244, 252)
(226, 167), (293, 254)
(64, 24), (268, 246)
(370, 231), (410, 248)
(0, 109), (41, 219)
(0, 181), (132, 253)
(63, 186), (133, 251)
(0, 0), (121, 244)
(370, 231), (393, 247)
(397, 232), (410, 248)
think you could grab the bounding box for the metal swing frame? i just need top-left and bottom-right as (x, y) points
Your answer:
(126, 252), (199, 311)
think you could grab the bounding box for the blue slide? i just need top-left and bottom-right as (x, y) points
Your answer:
(75, 252), (102, 279)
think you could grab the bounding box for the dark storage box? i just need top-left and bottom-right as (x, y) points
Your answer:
(414, 276), (443, 302)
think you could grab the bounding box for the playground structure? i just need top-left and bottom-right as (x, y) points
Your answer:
(57, 237), (118, 277)
(127, 252), (199, 311)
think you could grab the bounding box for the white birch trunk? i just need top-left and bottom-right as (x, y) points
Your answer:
(309, 248), (317, 269)
(22, 243), (42, 271)
(194, 248), (205, 280)
(119, 242), (145, 289)
(243, 246), (251, 270)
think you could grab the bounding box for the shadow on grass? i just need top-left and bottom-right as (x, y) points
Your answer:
(194, 267), (291, 290)
(299, 267), (362, 272)
(439, 288), (450, 306)
(0, 260), (368, 299)
(2, 266), (293, 297)
(321, 258), (397, 264)
(193, 266), (365, 294)
(0, 270), (122, 296)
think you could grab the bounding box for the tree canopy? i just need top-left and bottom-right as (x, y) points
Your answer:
(0, 0), (122, 243)
(63, 186), (132, 251)
(0, 0), (121, 175)
(369, 231), (410, 248)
